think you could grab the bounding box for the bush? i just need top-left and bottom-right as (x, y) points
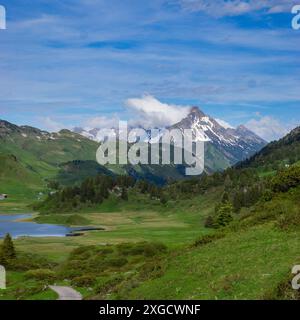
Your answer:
(271, 166), (300, 193)
(97, 247), (114, 255)
(10, 284), (47, 300)
(276, 207), (300, 231)
(239, 197), (295, 229)
(139, 261), (166, 280)
(24, 269), (56, 282)
(71, 274), (96, 287)
(262, 273), (300, 300)
(95, 275), (124, 294)
(59, 260), (88, 279)
(69, 245), (98, 260)
(104, 257), (128, 268)
(117, 242), (167, 257)
(4, 253), (55, 271)
(193, 232), (225, 247)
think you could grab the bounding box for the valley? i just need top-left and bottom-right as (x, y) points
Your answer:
(0, 117), (300, 300)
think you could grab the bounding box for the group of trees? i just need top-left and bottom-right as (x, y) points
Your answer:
(165, 167), (263, 201)
(204, 164), (300, 229)
(135, 180), (167, 203)
(35, 174), (169, 213)
(204, 192), (234, 229)
(35, 175), (136, 213)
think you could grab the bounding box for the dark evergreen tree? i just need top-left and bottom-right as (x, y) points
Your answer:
(216, 203), (234, 227)
(1, 234), (16, 260)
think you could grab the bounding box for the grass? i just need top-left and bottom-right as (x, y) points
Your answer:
(10, 189), (218, 262)
(0, 271), (58, 300)
(126, 224), (300, 300)
(13, 208), (210, 262)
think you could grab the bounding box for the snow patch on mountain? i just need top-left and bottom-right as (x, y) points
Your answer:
(72, 106), (266, 165)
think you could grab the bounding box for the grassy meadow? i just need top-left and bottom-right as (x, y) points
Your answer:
(1, 182), (300, 300)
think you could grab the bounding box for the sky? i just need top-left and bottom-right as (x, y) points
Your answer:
(0, 0), (300, 141)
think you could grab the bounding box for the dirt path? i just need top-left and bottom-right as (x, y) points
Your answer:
(49, 285), (82, 300)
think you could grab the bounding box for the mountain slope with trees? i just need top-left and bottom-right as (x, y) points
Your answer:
(237, 126), (300, 170)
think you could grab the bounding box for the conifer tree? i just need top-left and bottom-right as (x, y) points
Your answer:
(1, 234), (16, 260)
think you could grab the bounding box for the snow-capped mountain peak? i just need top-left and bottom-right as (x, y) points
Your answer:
(72, 106), (266, 167)
(169, 106), (266, 163)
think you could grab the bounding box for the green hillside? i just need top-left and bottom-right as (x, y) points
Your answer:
(0, 120), (203, 196)
(0, 121), (98, 179)
(0, 120), (100, 202)
(0, 154), (42, 199)
(238, 126), (300, 171)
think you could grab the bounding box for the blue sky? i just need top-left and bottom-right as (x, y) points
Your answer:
(0, 0), (299, 140)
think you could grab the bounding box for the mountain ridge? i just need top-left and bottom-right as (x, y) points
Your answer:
(0, 112), (268, 199)
(74, 107), (266, 168)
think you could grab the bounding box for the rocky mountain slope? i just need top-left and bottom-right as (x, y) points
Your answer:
(74, 107), (266, 169)
(170, 107), (266, 165)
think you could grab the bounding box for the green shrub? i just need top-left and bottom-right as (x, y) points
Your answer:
(24, 269), (56, 282)
(239, 197), (295, 229)
(11, 284), (47, 300)
(117, 242), (167, 257)
(262, 273), (300, 300)
(71, 274), (96, 287)
(68, 245), (101, 261)
(97, 247), (114, 255)
(139, 261), (166, 280)
(271, 166), (300, 193)
(4, 253), (55, 271)
(59, 259), (89, 279)
(276, 208), (300, 231)
(95, 275), (124, 294)
(193, 232), (225, 247)
(104, 257), (128, 268)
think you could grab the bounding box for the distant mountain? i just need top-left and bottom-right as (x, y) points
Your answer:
(0, 119), (99, 197)
(73, 127), (100, 141)
(169, 107), (266, 166)
(0, 119), (98, 175)
(74, 107), (266, 170)
(0, 120), (189, 191)
(0, 114), (268, 199)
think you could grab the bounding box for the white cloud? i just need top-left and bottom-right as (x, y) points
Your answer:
(125, 95), (190, 128)
(216, 118), (234, 129)
(39, 117), (67, 132)
(177, 0), (295, 17)
(245, 115), (293, 141)
(83, 115), (120, 130)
